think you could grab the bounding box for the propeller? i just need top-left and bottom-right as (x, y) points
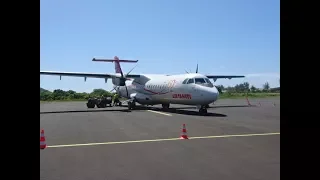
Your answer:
(115, 64), (138, 98)
(185, 63), (199, 74)
(123, 64), (138, 97)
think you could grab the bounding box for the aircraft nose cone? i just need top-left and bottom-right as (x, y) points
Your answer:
(208, 86), (219, 102)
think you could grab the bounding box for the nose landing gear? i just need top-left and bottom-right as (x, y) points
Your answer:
(198, 105), (208, 114)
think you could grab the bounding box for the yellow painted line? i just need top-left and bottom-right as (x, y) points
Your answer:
(146, 110), (172, 116)
(47, 132), (279, 148)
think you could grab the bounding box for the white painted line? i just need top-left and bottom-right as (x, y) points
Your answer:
(146, 110), (172, 116)
(47, 132), (280, 148)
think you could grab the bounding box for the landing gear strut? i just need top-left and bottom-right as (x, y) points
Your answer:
(199, 105), (208, 114)
(162, 103), (170, 110)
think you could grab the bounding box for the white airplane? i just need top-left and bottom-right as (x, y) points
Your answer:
(40, 56), (245, 114)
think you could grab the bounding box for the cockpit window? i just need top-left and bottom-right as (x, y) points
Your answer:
(204, 78), (211, 83)
(187, 78), (194, 84)
(182, 78), (189, 84)
(194, 78), (214, 87)
(195, 78), (206, 84)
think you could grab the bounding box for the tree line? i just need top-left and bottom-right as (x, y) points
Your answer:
(40, 81), (278, 101)
(215, 81), (274, 94)
(40, 88), (116, 101)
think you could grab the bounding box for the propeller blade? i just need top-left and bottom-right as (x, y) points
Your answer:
(196, 63), (198, 73)
(125, 64), (138, 77)
(109, 86), (117, 92)
(125, 85), (129, 98)
(185, 69), (189, 74)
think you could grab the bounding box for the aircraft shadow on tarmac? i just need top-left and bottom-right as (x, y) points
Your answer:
(209, 105), (256, 109)
(40, 105), (252, 116)
(171, 105), (254, 109)
(40, 109), (131, 114)
(121, 105), (228, 117)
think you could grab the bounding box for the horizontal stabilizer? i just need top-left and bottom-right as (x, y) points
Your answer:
(92, 58), (138, 63)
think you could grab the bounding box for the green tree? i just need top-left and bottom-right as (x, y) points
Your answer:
(215, 85), (224, 94)
(250, 85), (256, 92)
(263, 82), (270, 91)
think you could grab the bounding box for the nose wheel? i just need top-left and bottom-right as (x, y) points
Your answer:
(198, 106), (208, 114)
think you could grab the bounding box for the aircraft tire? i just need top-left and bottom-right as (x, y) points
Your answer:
(199, 108), (207, 114)
(162, 103), (170, 109)
(86, 103), (95, 108)
(128, 102), (132, 110)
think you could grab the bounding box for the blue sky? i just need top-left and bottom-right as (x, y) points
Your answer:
(40, 0), (280, 93)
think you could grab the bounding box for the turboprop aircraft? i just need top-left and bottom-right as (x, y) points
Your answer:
(40, 56), (245, 114)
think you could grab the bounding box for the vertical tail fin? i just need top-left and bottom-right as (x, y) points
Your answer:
(113, 56), (122, 74)
(92, 56), (138, 74)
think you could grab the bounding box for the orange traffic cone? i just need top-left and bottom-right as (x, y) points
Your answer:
(40, 129), (46, 149)
(180, 124), (189, 139)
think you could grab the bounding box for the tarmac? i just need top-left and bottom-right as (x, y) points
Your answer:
(40, 97), (280, 180)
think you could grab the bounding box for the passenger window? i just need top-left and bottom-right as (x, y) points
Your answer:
(187, 78), (194, 84)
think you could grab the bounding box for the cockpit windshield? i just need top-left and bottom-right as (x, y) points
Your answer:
(187, 78), (194, 84)
(195, 78), (206, 84)
(182, 77), (214, 87)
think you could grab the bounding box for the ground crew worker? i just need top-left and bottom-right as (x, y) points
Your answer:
(113, 93), (119, 106)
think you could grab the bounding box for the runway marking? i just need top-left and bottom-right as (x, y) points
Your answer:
(47, 132), (279, 148)
(146, 110), (172, 116)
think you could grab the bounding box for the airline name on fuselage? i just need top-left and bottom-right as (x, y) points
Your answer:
(172, 94), (192, 99)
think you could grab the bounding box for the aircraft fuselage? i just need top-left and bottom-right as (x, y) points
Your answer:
(116, 73), (219, 106)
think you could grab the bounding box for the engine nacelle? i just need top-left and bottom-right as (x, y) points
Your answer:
(112, 77), (126, 86)
(130, 93), (152, 105)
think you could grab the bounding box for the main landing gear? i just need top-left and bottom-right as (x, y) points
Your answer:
(127, 100), (136, 110)
(162, 103), (170, 110)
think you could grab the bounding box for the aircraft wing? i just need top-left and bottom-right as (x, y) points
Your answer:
(205, 75), (245, 82)
(40, 71), (140, 81)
